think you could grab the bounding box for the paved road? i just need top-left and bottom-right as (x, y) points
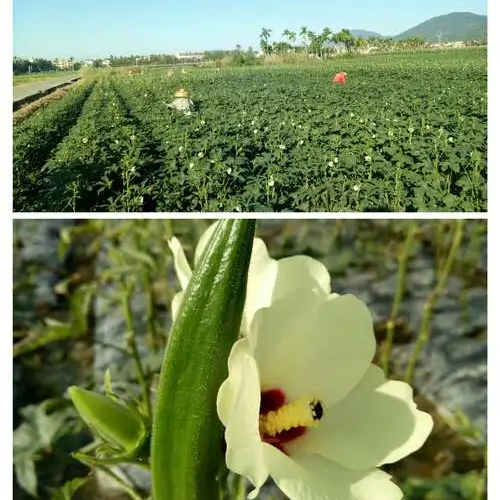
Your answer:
(13, 74), (80, 103)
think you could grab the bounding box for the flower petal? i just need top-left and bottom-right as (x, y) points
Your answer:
(243, 238), (278, 332)
(249, 288), (322, 398)
(216, 338), (252, 426)
(291, 364), (433, 470)
(171, 291), (183, 322)
(190, 230), (332, 336)
(306, 293), (375, 406)
(251, 291), (375, 407)
(245, 252), (331, 333)
(350, 468), (403, 500)
(272, 255), (331, 298)
(168, 237), (192, 290)
(221, 342), (269, 494)
(264, 446), (402, 500)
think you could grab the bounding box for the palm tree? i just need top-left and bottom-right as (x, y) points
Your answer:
(320, 27), (332, 58)
(299, 26), (309, 54)
(289, 30), (297, 52)
(307, 30), (318, 57)
(337, 29), (355, 53)
(273, 41), (292, 54)
(282, 29), (297, 52)
(329, 32), (339, 55)
(354, 37), (367, 53)
(367, 36), (379, 52)
(413, 36), (426, 49)
(260, 28), (272, 55)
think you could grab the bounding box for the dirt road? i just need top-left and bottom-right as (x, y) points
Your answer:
(13, 74), (80, 103)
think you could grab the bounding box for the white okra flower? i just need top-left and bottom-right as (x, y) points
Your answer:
(170, 225), (433, 500)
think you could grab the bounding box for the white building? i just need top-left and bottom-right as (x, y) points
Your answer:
(175, 52), (204, 60)
(52, 59), (73, 70)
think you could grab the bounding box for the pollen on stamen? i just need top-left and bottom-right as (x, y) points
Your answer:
(260, 397), (325, 437)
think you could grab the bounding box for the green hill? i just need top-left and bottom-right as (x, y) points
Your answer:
(350, 29), (383, 39)
(394, 12), (487, 42)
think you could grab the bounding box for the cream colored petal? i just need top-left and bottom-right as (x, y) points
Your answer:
(216, 338), (252, 426)
(272, 255), (331, 298)
(171, 292), (184, 322)
(217, 378), (233, 428)
(192, 233), (332, 336)
(249, 288), (322, 398)
(243, 239), (278, 333)
(293, 364), (433, 470)
(351, 467), (403, 500)
(168, 237), (192, 290)
(244, 250), (332, 335)
(301, 293), (375, 406)
(224, 349), (269, 493)
(373, 375), (433, 466)
(252, 291), (374, 406)
(264, 445), (402, 500)
(248, 237), (275, 274)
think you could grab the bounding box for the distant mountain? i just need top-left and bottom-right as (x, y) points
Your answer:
(394, 12), (486, 41)
(350, 29), (383, 39)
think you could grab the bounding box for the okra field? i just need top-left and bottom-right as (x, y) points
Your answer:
(13, 49), (487, 212)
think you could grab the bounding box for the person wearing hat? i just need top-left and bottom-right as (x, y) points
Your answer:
(332, 71), (347, 84)
(167, 88), (194, 114)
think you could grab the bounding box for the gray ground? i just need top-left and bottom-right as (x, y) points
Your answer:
(13, 220), (487, 500)
(13, 74), (80, 103)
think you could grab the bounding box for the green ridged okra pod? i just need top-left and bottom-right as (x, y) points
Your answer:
(151, 220), (255, 500)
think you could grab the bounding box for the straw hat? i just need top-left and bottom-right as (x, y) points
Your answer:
(174, 88), (190, 98)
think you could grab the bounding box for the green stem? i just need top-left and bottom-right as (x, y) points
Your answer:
(434, 220), (446, 276)
(164, 219), (174, 240)
(404, 220), (464, 383)
(217, 465), (230, 500)
(121, 279), (152, 420)
(382, 223), (418, 376)
(73, 450), (150, 468)
(96, 464), (146, 500)
(144, 270), (158, 352)
(235, 474), (247, 500)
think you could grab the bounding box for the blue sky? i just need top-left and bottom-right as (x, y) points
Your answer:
(13, 0), (487, 59)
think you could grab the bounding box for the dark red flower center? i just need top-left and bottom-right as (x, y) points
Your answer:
(259, 388), (306, 453)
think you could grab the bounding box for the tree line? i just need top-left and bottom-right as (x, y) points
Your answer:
(14, 28), (482, 76)
(13, 57), (83, 75)
(259, 27), (428, 57)
(14, 57), (56, 74)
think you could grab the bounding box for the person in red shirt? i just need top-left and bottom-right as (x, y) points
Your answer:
(332, 71), (347, 84)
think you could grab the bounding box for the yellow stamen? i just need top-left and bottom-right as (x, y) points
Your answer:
(260, 397), (324, 437)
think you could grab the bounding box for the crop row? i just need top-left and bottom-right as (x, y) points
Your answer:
(15, 76), (166, 211)
(13, 49), (487, 212)
(13, 80), (95, 210)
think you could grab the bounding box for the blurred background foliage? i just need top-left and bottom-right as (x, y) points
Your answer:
(13, 219), (486, 500)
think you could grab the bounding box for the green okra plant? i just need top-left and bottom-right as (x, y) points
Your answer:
(151, 219), (255, 500)
(67, 220), (255, 500)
